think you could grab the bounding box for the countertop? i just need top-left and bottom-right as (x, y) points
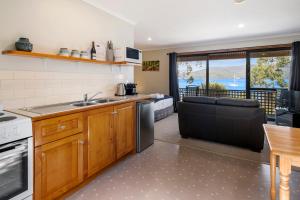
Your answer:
(7, 94), (151, 121)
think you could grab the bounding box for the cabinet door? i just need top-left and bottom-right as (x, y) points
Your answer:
(87, 106), (115, 177)
(115, 102), (135, 159)
(35, 134), (84, 200)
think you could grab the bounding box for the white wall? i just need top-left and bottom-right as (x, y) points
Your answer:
(135, 34), (300, 95)
(0, 0), (134, 109)
(135, 50), (169, 95)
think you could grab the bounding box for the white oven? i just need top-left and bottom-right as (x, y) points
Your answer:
(0, 110), (33, 200)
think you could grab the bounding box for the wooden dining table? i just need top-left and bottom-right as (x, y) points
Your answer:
(264, 124), (300, 200)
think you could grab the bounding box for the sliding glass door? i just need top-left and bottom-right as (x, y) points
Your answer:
(250, 49), (291, 89)
(177, 60), (207, 88)
(177, 55), (207, 88)
(249, 49), (291, 115)
(177, 49), (291, 91)
(177, 56), (207, 96)
(209, 52), (246, 91)
(176, 47), (292, 117)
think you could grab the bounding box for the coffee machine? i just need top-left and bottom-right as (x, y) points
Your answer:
(125, 83), (137, 95)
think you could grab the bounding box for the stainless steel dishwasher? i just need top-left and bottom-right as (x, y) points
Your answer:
(136, 100), (154, 153)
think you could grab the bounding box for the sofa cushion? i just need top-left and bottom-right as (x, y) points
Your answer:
(183, 96), (217, 105)
(216, 98), (260, 107)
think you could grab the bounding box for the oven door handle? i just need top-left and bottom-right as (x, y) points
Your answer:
(0, 145), (26, 159)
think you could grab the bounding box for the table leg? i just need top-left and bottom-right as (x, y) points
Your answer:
(270, 151), (276, 200)
(279, 156), (291, 200)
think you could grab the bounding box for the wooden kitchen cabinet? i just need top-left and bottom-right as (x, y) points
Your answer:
(115, 102), (135, 159)
(87, 106), (116, 177)
(34, 113), (83, 147)
(33, 101), (138, 199)
(34, 134), (84, 200)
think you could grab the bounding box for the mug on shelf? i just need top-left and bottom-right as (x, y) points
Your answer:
(58, 48), (70, 57)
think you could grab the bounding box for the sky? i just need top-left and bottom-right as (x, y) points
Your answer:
(177, 58), (259, 73)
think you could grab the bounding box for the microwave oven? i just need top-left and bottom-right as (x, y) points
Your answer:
(114, 47), (142, 64)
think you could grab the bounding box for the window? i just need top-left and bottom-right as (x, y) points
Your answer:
(176, 45), (292, 117)
(177, 56), (207, 88)
(250, 50), (291, 89)
(209, 52), (246, 90)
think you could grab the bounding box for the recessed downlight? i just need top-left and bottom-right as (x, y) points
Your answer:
(238, 23), (245, 28)
(234, 0), (246, 4)
(147, 37), (152, 41)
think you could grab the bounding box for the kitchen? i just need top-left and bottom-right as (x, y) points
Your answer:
(0, 0), (152, 199)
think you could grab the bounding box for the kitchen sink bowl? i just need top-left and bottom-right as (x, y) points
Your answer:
(71, 102), (97, 107)
(91, 98), (118, 104)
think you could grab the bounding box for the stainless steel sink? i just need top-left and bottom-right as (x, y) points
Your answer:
(71, 102), (97, 107)
(71, 98), (120, 107)
(91, 98), (118, 104)
(20, 97), (124, 115)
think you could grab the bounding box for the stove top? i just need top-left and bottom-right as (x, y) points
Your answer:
(0, 112), (14, 119)
(0, 116), (17, 122)
(0, 111), (30, 123)
(0, 109), (33, 145)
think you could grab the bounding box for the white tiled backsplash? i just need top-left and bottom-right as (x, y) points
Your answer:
(0, 56), (133, 109)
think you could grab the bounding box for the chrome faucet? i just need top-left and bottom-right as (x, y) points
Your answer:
(83, 91), (103, 102)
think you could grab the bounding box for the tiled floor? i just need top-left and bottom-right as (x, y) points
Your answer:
(67, 141), (300, 200)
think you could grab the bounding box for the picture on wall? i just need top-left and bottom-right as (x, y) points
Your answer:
(142, 60), (160, 71)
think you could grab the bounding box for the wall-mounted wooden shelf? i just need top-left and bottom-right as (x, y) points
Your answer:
(2, 50), (128, 65)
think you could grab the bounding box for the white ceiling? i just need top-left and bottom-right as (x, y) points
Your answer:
(83, 0), (300, 50)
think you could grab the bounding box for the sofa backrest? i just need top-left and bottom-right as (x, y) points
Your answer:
(182, 96), (260, 108)
(216, 97), (260, 108)
(183, 96), (217, 104)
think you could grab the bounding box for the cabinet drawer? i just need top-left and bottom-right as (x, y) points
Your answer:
(34, 113), (83, 146)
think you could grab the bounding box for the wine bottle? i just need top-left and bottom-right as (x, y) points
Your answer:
(91, 41), (96, 60)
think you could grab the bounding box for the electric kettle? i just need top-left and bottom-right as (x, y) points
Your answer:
(115, 83), (126, 96)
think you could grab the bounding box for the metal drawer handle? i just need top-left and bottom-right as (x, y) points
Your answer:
(42, 152), (46, 162)
(111, 111), (118, 115)
(59, 125), (66, 130)
(79, 140), (84, 145)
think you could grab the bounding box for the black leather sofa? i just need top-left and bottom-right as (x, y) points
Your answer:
(178, 96), (266, 152)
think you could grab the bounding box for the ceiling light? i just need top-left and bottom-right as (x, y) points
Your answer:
(234, 0), (246, 4)
(147, 37), (152, 41)
(238, 24), (245, 28)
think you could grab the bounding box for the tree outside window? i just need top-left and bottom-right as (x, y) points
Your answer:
(250, 52), (291, 89)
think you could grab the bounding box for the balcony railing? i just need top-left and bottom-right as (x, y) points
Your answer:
(179, 88), (279, 117)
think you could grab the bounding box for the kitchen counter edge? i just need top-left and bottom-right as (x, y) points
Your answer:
(6, 95), (152, 121)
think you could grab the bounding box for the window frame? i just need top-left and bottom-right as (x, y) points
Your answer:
(176, 45), (292, 99)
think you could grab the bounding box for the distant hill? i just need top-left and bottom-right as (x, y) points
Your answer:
(178, 65), (245, 80)
(179, 64), (290, 80)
